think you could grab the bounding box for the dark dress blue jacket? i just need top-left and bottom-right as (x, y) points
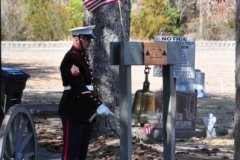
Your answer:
(58, 46), (102, 122)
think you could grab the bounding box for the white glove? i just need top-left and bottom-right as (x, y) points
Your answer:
(97, 104), (110, 116)
(85, 85), (92, 90)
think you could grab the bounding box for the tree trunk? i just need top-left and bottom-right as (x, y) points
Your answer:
(84, 1), (131, 137)
(235, 0), (240, 159)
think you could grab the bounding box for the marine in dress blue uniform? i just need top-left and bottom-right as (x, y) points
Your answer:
(58, 25), (110, 160)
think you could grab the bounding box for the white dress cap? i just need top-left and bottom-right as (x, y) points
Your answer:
(69, 25), (96, 38)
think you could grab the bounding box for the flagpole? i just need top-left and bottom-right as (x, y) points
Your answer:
(118, 0), (125, 39)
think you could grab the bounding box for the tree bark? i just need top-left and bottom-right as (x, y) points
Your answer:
(235, 0), (240, 160)
(84, 1), (131, 136)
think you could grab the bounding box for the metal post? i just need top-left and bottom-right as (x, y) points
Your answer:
(162, 64), (176, 160)
(119, 65), (132, 160)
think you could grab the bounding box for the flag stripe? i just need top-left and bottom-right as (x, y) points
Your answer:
(84, 0), (118, 13)
(86, 0), (118, 13)
(144, 124), (153, 135)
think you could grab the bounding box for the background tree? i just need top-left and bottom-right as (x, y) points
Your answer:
(199, 0), (235, 40)
(65, 0), (85, 28)
(168, 0), (198, 36)
(185, 0), (236, 40)
(1, 0), (84, 41)
(165, 5), (183, 35)
(83, 1), (131, 136)
(26, 0), (69, 41)
(235, 0), (240, 159)
(1, 0), (31, 40)
(131, 0), (183, 40)
(1, 0), (236, 41)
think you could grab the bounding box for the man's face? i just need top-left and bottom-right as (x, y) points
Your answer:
(80, 37), (92, 50)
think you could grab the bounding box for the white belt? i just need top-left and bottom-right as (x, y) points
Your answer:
(64, 85), (71, 90)
(64, 85), (93, 91)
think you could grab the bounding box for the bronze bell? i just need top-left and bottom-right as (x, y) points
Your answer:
(132, 66), (159, 126)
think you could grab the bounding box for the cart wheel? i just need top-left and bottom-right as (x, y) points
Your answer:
(0, 106), (4, 126)
(0, 105), (37, 160)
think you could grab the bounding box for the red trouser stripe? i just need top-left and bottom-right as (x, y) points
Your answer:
(63, 119), (70, 160)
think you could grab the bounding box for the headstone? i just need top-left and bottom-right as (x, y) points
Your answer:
(176, 69), (210, 98)
(176, 77), (197, 92)
(155, 90), (197, 130)
(150, 90), (205, 139)
(195, 69), (205, 91)
(194, 69), (210, 98)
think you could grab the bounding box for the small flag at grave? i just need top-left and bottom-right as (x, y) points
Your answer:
(144, 124), (153, 135)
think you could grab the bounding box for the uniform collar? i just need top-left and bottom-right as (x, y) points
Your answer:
(71, 46), (85, 55)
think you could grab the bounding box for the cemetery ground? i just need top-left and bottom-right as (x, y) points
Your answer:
(2, 49), (235, 159)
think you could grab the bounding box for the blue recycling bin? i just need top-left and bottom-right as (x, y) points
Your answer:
(1, 67), (30, 113)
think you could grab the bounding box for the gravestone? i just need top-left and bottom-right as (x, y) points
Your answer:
(176, 69), (210, 98)
(195, 69), (205, 91)
(176, 77), (197, 93)
(151, 90), (205, 139)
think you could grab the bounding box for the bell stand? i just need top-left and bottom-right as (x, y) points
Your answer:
(110, 41), (182, 160)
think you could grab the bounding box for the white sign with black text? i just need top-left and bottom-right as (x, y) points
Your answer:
(153, 36), (195, 78)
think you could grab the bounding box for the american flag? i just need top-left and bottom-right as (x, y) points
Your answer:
(144, 124), (154, 135)
(83, 0), (119, 13)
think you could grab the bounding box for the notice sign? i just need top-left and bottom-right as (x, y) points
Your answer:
(153, 36), (195, 78)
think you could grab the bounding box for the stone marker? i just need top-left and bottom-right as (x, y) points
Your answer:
(203, 113), (217, 138)
(149, 90), (205, 139)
